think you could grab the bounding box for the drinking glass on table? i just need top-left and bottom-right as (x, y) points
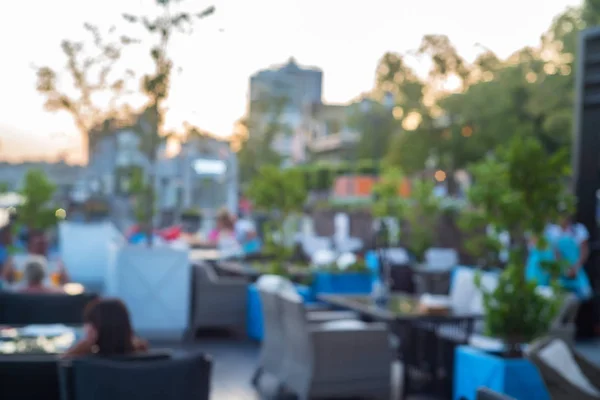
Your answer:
(50, 271), (61, 287)
(12, 269), (23, 282)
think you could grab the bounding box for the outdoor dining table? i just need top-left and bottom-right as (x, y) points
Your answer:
(0, 324), (82, 355)
(215, 261), (261, 280)
(215, 261), (313, 283)
(317, 293), (481, 399)
(0, 324), (83, 400)
(189, 248), (221, 263)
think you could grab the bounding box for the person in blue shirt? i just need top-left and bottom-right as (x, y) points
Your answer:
(527, 213), (592, 300)
(234, 211), (261, 256)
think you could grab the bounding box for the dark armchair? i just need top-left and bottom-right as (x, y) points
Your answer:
(0, 355), (62, 400)
(190, 263), (247, 335)
(58, 350), (173, 400)
(0, 292), (98, 325)
(59, 351), (211, 400)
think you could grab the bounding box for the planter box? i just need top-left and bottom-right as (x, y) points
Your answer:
(312, 271), (373, 294)
(106, 245), (191, 340)
(246, 283), (314, 341)
(454, 345), (550, 400)
(59, 221), (125, 293)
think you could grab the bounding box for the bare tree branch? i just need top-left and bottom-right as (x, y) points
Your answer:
(35, 23), (136, 159)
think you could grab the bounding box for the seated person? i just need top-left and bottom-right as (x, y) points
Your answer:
(234, 212), (261, 254)
(209, 209), (243, 254)
(17, 257), (65, 294)
(526, 216), (592, 300)
(64, 298), (148, 357)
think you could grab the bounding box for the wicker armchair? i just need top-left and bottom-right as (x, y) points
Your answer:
(190, 263), (247, 335)
(526, 337), (600, 400)
(251, 275), (288, 392)
(536, 289), (580, 345)
(251, 275), (357, 392)
(477, 387), (517, 400)
(279, 290), (392, 400)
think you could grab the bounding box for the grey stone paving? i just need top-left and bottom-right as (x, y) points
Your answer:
(156, 334), (600, 400)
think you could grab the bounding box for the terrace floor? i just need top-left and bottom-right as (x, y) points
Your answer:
(157, 333), (600, 400)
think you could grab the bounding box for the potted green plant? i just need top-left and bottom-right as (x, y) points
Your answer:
(373, 169), (441, 263)
(312, 257), (373, 294)
(181, 208), (203, 233)
(17, 169), (59, 256)
(246, 166), (310, 340)
(405, 179), (442, 263)
(458, 209), (504, 269)
(247, 165), (307, 267)
(454, 136), (571, 400)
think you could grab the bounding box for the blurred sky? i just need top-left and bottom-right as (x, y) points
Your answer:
(0, 0), (582, 164)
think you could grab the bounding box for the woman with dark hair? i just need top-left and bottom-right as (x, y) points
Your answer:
(64, 298), (148, 357)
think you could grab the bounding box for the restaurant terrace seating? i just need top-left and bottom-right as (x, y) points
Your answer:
(279, 289), (392, 399)
(527, 337), (600, 400)
(0, 292), (98, 325)
(59, 350), (174, 400)
(190, 262), (247, 335)
(60, 350), (212, 400)
(0, 355), (62, 400)
(252, 274), (358, 392)
(477, 387), (517, 400)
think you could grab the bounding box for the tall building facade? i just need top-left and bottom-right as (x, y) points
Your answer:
(248, 58), (323, 163)
(247, 58), (375, 165)
(249, 57), (323, 113)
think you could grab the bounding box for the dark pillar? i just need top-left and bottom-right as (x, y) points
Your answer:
(573, 27), (600, 243)
(573, 27), (600, 338)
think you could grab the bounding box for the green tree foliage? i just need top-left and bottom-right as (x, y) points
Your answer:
(247, 166), (307, 216)
(346, 99), (399, 162)
(129, 167), (154, 228)
(464, 136), (574, 347)
(18, 170), (58, 231)
(234, 95), (290, 184)
(372, 168), (441, 260)
(247, 166), (307, 260)
(380, 5), (600, 175)
(405, 179), (442, 261)
(467, 136), (573, 257)
(372, 167), (405, 218)
(458, 210), (503, 268)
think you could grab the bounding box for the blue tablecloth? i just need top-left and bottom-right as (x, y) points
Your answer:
(312, 272), (373, 294)
(454, 346), (550, 400)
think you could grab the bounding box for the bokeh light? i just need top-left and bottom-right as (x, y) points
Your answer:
(434, 170), (447, 182)
(392, 106), (404, 120)
(402, 112), (422, 131)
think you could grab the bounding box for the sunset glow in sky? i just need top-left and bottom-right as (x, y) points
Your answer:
(0, 0), (581, 164)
